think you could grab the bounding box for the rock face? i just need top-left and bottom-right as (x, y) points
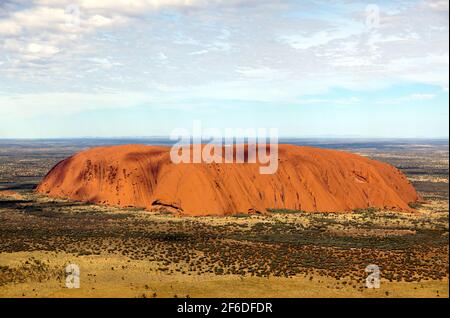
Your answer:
(36, 144), (419, 216)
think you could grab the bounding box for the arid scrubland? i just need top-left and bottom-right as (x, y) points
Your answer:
(0, 139), (448, 298)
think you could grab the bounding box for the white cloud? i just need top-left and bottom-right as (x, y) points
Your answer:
(12, 7), (67, 29)
(375, 92), (438, 105)
(36, 0), (253, 16)
(410, 93), (436, 100)
(367, 31), (421, 51)
(425, 0), (449, 12)
(236, 66), (288, 80)
(280, 24), (364, 50)
(26, 43), (60, 57)
(0, 20), (21, 35)
(0, 91), (152, 117)
(296, 96), (362, 105)
(385, 54), (449, 90)
(85, 57), (123, 70)
(0, 0), (448, 121)
(189, 49), (209, 55)
(157, 52), (168, 60)
(3, 39), (60, 60)
(86, 14), (126, 28)
(0, 3), (128, 65)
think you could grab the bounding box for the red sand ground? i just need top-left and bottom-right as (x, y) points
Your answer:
(36, 144), (419, 216)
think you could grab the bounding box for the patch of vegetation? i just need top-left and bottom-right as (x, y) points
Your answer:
(267, 208), (304, 214)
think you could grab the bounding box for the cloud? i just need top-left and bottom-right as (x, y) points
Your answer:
(236, 66), (288, 80)
(157, 52), (168, 60)
(85, 57), (123, 70)
(3, 39), (60, 60)
(0, 91), (152, 117)
(385, 54), (449, 90)
(410, 93), (436, 100)
(0, 20), (21, 35)
(375, 92), (438, 105)
(189, 49), (209, 55)
(296, 96), (362, 106)
(281, 29), (360, 50)
(424, 0), (449, 12)
(0, 0), (448, 124)
(36, 0), (261, 16)
(76, 0), (204, 12)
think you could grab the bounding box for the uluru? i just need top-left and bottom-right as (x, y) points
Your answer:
(36, 144), (419, 216)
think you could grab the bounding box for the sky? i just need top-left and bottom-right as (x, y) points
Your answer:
(0, 0), (448, 138)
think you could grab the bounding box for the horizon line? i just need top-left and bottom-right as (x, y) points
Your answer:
(0, 136), (448, 141)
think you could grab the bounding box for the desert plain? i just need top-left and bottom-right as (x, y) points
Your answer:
(0, 138), (448, 298)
